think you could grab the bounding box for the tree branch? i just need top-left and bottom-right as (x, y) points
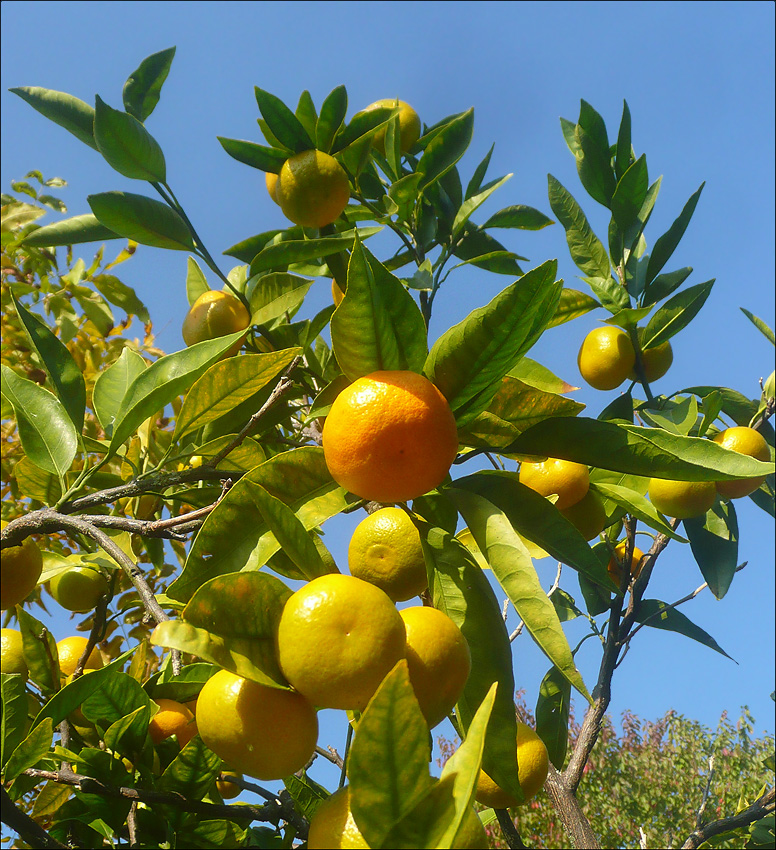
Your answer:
(0, 785), (66, 849)
(544, 763), (600, 848)
(680, 786), (775, 849)
(495, 809), (528, 849)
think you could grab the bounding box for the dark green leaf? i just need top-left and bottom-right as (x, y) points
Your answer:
(548, 175), (610, 278)
(683, 500), (739, 599)
(333, 105), (394, 153)
(21, 214), (120, 247)
(295, 90), (318, 139)
(591, 483), (687, 541)
(635, 600), (734, 661)
(560, 117), (581, 156)
(223, 228), (287, 263)
(642, 267), (693, 307)
(88, 191), (194, 251)
(483, 204), (554, 231)
(451, 175), (512, 239)
(92, 346), (147, 437)
(642, 280), (714, 348)
(646, 183), (705, 284)
(575, 121), (616, 208)
(10, 86), (97, 150)
(465, 143), (494, 200)
(611, 155), (648, 231)
(1, 674), (28, 768)
(157, 735), (221, 807)
(217, 137), (288, 173)
(92, 274), (150, 323)
(614, 100), (633, 180)
(417, 108), (474, 191)
(94, 95), (166, 181)
(3, 718), (54, 782)
(248, 273), (312, 327)
(582, 276), (630, 313)
(254, 87), (314, 153)
(122, 46), (176, 122)
(284, 772), (330, 822)
(535, 666), (571, 770)
(740, 308), (775, 345)
(549, 288), (602, 327)
(316, 85), (348, 153)
(451, 225), (525, 275)
(249, 228), (379, 276)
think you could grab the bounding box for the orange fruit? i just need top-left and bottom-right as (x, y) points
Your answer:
(348, 507), (427, 602)
(322, 371), (459, 503)
(475, 721), (549, 809)
(559, 488), (607, 540)
(362, 99), (422, 154)
(217, 771), (243, 799)
(400, 606), (471, 728)
(629, 336), (673, 383)
(181, 290), (251, 354)
(276, 574), (406, 711)
(648, 478), (717, 519)
(275, 150), (350, 228)
(332, 278), (345, 306)
(1, 522), (42, 610)
(519, 458), (590, 510)
(149, 698), (197, 748)
(578, 326), (636, 391)
(607, 541), (645, 585)
(265, 171), (280, 204)
(197, 669), (318, 780)
(50, 565), (109, 613)
(1, 628), (27, 678)
(56, 636), (103, 678)
(712, 426), (771, 499)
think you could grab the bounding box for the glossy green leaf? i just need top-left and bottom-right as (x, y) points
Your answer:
(1, 365), (78, 477)
(465, 143), (494, 200)
(450, 488), (591, 702)
(146, 662), (219, 703)
(548, 175), (610, 278)
(424, 260), (562, 427)
(92, 346), (148, 437)
(535, 666), (571, 770)
(643, 279), (714, 348)
(452, 225), (525, 275)
(14, 457), (62, 504)
(611, 154), (648, 231)
(122, 46), (176, 122)
(248, 227), (379, 276)
(248, 272), (313, 326)
(20, 213), (120, 247)
(635, 600), (734, 661)
(284, 772), (330, 822)
(331, 237), (427, 381)
(10, 86), (97, 150)
(740, 308), (775, 345)
(294, 90), (318, 138)
(92, 274), (149, 322)
(684, 500), (739, 600)
(1, 673), (28, 768)
(3, 717), (54, 782)
(451, 175), (512, 238)
(174, 349), (299, 442)
(379, 775), (459, 850)
(583, 275), (630, 313)
(349, 660), (434, 849)
(81, 671), (154, 730)
(575, 126), (615, 208)
(185, 256), (209, 306)
(641, 267), (693, 307)
(316, 85), (348, 153)
(646, 183), (705, 285)
(10, 292), (85, 431)
(16, 608), (60, 696)
(638, 395), (698, 436)
(591, 483), (687, 541)
(333, 105), (394, 152)
(217, 137), (288, 173)
(614, 100), (633, 180)
(158, 735), (221, 808)
(109, 332), (244, 452)
(93, 95), (166, 181)
(483, 204), (554, 231)
(549, 288), (601, 328)
(509, 357), (579, 394)
(102, 704), (152, 757)
(417, 108), (474, 191)
(88, 191), (194, 251)
(254, 86), (314, 152)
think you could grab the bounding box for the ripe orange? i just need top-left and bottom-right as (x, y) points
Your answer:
(559, 488), (607, 540)
(276, 574), (406, 711)
(322, 371), (459, 503)
(1, 522), (42, 610)
(648, 478), (717, 519)
(181, 290), (251, 353)
(578, 326), (636, 391)
(265, 171), (280, 204)
(519, 458), (590, 510)
(217, 771), (243, 799)
(629, 337), (673, 383)
(712, 426), (771, 499)
(362, 99), (422, 154)
(400, 606), (471, 729)
(149, 698), (197, 748)
(50, 565), (109, 613)
(607, 541), (645, 586)
(56, 636), (104, 677)
(197, 669), (318, 780)
(1, 628), (27, 678)
(475, 721), (549, 809)
(348, 507), (427, 602)
(275, 149), (350, 228)
(332, 278), (345, 306)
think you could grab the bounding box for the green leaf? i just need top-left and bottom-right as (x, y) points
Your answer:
(645, 183), (705, 285)
(635, 599), (734, 661)
(92, 274), (150, 323)
(638, 395), (698, 436)
(465, 143), (494, 199)
(1, 366), (78, 477)
(295, 90), (318, 139)
(642, 280), (714, 348)
(424, 260), (562, 426)
(451, 175), (512, 238)
(20, 214), (120, 247)
(740, 308), (775, 345)
(283, 772), (330, 821)
(185, 256), (210, 306)
(92, 346), (148, 437)
(10, 86), (97, 150)
(248, 228), (379, 276)
(93, 95), (166, 181)
(88, 191), (194, 251)
(10, 292), (85, 431)
(14, 457), (62, 504)
(349, 660), (434, 849)
(683, 500), (739, 600)
(614, 100), (633, 180)
(174, 349), (299, 442)
(509, 357), (579, 394)
(451, 225), (525, 276)
(158, 735), (221, 809)
(535, 666), (571, 770)
(16, 608), (60, 695)
(217, 137), (288, 173)
(248, 273), (313, 327)
(109, 332), (244, 452)
(611, 154), (648, 231)
(548, 175), (610, 278)
(333, 105), (394, 153)
(483, 204), (554, 231)
(641, 267), (693, 307)
(1, 674), (28, 768)
(591, 483), (687, 541)
(417, 108), (474, 191)
(549, 288), (601, 328)
(146, 662), (219, 703)
(316, 85), (348, 153)
(254, 87), (314, 153)
(450, 489), (591, 702)
(122, 46), (176, 122)
(582, 276), (630, 313)
(331, 237), (428, 380)
(81, 672), (154, 731)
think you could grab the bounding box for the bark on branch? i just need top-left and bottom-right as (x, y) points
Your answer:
(680, 786), (775, 849)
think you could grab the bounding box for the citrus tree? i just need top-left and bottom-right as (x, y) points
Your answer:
(1, 47), (774, 849)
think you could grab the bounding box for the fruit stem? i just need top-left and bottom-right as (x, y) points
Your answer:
(627, 326), (655, 403)
(338, 721), (353, 789)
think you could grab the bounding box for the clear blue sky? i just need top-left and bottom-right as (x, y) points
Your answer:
(2, 1), (774, 795)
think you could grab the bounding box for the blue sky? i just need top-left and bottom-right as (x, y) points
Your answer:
(2, 1), (774, 796)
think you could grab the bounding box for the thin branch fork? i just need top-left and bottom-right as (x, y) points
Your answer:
(680, 786), (775, 849)
(0, 785), (66, 849)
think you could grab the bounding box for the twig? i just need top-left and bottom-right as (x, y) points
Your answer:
(509, 563), (562, 642)
(502, 599), (510, 622)
(72, 589), (110, 679)
(695, 755), (716, 830)
(751, 395), (775, 431)
(339, 722), (354, 789)
(680, 786), (775, 849)
(316, 745), (344, 769)
(0, 785), (66, 849)
(127, 801), (138, 847)
(495, 809), (527, 849)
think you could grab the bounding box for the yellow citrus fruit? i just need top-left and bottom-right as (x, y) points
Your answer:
(475, 721), (550, 809)
(629, 337), (673, 383)
(217, 771), (243, 799)
(276, 574), (406, 711)
(149, 698), (197, 748)
(648, 478), (717, 519)
(275, 150), (350, 228)
(181, 290), (251, 354)
(265, 171), (280, 204)
(519, 458), (590, 510)
(559, 488), (607, 540)
(362, 99), (422, 154)
(1, 629), (27, 678)
(400, 606), (471, 729)
(712, 426), (771, 499)
(197, 669), (318, 780)
(348, 507), (427, 602)
(322, 371), (459, 503)
(50, 565), (109, 613)
(578, 326), (636, 391)
(332, 278), (345, 306)
(607, 541), (645, 586)
(0, 523), (42, 610)
(56, 636), (104, 678)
